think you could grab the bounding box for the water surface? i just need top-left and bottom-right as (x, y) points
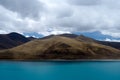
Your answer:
(0, 61), (120, 80)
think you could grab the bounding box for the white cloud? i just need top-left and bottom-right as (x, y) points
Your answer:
(39, 30), (71, 36)
(105, 38), (120, 42)
(0, 0), (120, 38)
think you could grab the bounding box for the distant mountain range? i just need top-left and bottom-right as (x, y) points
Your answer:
(0, 32), (120, 60)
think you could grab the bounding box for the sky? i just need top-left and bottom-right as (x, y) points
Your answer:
(0, 0), (120, 41)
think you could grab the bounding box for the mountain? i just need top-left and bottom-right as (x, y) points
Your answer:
(53, 33), (120, 50)
(74, 35), (120, 49)
(40, 35), (55, 39)
(27, 37), (37, 40)
(0, 32), (30, 50)
(0, 36), (120, 60)
(40, 34), (120, 49)
(76, 35), (97, 43)
(59, 34), (78, 38)
(98, 41), (120, 50)
(40, 34), (98, 43)
(40, 34), (78, 39)
(75, 35), (120, 49)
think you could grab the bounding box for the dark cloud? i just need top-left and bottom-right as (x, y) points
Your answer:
(0, 0), (44, 19)
(68, 0), (101, 6)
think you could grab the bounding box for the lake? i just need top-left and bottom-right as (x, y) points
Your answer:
(0, 61), (120, 80)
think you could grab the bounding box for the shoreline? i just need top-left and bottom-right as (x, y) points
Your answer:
(1, 59), (120, 62)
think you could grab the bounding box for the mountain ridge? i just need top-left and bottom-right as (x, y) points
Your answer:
(0, 32), (120, 50)
(0, 35), (120, 60)
(0, 32), (120, 60)
(40, 33), (120, 49)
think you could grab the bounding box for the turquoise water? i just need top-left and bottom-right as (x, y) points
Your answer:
(0, 61), (120, 80)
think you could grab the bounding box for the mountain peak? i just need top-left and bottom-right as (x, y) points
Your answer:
(59, 33), (78, 38)
(41, 33), (79, 39)
(8, 32), (21, 35)
(7, 32), (30, 42)
(7, 32), (24, 37)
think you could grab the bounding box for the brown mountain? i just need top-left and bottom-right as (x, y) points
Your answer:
(0, 32), (30, 50)
(54, 34), (120, 50)
(76, 35), (97, 43)
(59, 34), (78, 38)
(40, 34), (78, 39)
(0, 36), (120, 60)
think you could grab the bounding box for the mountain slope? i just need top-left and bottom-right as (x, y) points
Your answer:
(98, 41), (120, 50)
(76, 35), (97, 43)
(0, 32), (30, 50)
(0, 36), (120, 60)
(54, 33), (120, 49)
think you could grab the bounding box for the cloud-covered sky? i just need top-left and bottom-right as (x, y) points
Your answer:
(0, 0), (120, 40)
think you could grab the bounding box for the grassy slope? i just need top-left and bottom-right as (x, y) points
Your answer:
(0, 36), (120, 60)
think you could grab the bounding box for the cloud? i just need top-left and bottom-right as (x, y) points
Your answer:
(0, 0), (44, 19)
(68, 0), (101, 6)
(0, 0), (120, 37)
(105, 38), (120, 42)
